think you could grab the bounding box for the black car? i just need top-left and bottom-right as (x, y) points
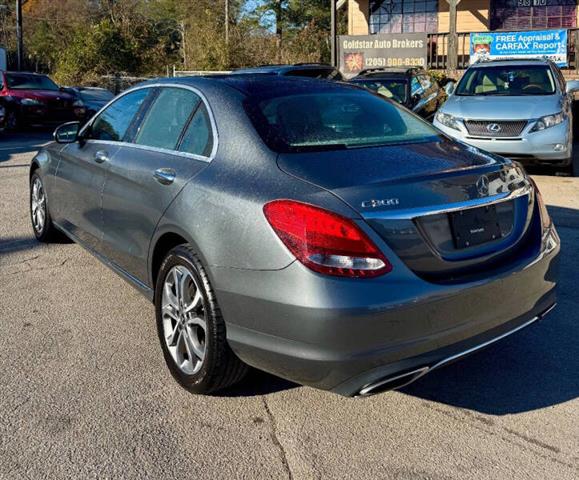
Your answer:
(0, 97), (7, 132)
(350, 67), (446, 121)
(234, 63), (343, 80)
(62, 87), (115, 121)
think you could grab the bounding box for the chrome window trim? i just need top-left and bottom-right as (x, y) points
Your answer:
(362, 184), (532, 221)
(78, 83), (219, 162)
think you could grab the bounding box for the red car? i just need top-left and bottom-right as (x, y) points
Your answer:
(0, 71), (85, 130)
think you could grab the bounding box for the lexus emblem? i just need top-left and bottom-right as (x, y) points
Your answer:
(486, 123), (502, 133)
(476, 175), (490, 196)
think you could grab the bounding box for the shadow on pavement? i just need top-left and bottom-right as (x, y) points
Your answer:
(402, 206), (578, 415)
(0, 130), (53, 164)
(217, 369), (298, 397)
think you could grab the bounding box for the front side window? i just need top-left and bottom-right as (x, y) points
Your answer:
(6, 74), (59, 91)
(456, 65), (556, 96)
(134, 87), (201, 151)
(246, 88), (439, 153)
(354, 79), (409, 104)
(90, 89), (149, 142)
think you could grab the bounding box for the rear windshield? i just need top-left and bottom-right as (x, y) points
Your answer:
(456, 65), (556, 96)
(6, 73), (59, 91)
(352, 79), (408, 104)
(245, 89), (439, 153)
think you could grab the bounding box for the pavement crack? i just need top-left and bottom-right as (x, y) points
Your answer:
(261, 396), (293, 480)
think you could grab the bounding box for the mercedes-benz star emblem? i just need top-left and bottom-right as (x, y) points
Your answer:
(487, 123), (502, 133)
(476, 175), (490, 196)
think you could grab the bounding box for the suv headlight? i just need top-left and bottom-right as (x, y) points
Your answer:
(435, 111), (462, 131)
(530, 112), (566, 132)
(21, 98), (44, 106)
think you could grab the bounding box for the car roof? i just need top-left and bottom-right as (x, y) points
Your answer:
(141, 74), (356, 98)
(233, 64), (337, 75)
(2, 71), (49, 76)
(471, 58), (553, 68)
(352, 67), (423, 79)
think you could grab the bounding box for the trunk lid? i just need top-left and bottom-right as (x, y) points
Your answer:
(278, 139), (536, 282)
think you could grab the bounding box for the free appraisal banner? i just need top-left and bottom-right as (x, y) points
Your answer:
(338, 34), (428, 78)
(470, 29), (568, 67)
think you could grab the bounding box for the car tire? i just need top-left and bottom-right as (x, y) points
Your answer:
(30, 172), (59, 242)
(563, 159), (575, 177)
(154, 245), (248, 394)
(6, 110), (18, 131)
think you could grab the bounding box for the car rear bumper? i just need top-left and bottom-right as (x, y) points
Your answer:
(434, 120), (571, 163)
(215, 224), (560, 396)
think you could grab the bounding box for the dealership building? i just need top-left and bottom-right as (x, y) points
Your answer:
(344, 1), (579, 71)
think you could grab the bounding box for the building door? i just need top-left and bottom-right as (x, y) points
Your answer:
(369, 0), (438, 34)
(490, 0), (578, 30)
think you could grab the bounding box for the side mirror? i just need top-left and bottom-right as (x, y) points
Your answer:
(54, 121), (80, 144)
(444, 81), (456, 96)
(566, 80), (579, 94)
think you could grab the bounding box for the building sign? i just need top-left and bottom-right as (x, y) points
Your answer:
(338, 34), (428, 77)
(470, 29), (568, 67)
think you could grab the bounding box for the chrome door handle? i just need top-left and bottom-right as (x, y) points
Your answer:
(94, 151), (109, 164)
(153, 168), (176, 185)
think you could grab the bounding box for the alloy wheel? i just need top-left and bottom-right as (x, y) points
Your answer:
(161, 265), (207, 375)
(31, 177), (47, 234)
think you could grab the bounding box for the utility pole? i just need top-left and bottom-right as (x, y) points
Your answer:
(16, 0), (23, 71)
(225, 0), (229, 66)
(275, 0), (282, 63)
(225, 0), (229, 45)
(447, 0), (459, 71)
(330, 0), (337, 67)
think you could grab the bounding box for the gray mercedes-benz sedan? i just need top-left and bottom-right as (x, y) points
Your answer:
(29, 76), (559, 396)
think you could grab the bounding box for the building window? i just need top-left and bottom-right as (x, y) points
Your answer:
(369, 0), (438, 34)
(490, 1), (577, 31)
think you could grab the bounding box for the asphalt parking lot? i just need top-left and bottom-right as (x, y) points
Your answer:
(0, 131), (578, 480)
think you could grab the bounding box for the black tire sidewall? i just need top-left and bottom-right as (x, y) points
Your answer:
(154, 246), (220, 392)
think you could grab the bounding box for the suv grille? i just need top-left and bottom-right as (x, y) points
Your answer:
(464, 120), (527, 138)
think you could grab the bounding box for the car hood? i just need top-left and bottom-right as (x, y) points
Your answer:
(8, 90), (74, 102)
(442, 94), (563, 120)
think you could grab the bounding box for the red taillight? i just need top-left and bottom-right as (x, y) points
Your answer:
(263, 200), (392, 278)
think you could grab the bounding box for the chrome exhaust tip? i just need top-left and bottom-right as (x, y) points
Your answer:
(358, 366), (430, 397)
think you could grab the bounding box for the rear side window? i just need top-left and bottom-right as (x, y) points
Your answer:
(90, 89), (149, 141)
(135, 87), (201, 150)
(179, 103), (214, 157)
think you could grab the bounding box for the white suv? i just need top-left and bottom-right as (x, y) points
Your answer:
(434, 58), (579, 175)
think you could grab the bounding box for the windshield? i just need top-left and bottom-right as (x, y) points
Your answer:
(246, 89), (439, 153)
(456, 65), (556, 96)
(352, 79), (408, 104)
(80, 89), (114, 103)
(6, 73), (60, 91)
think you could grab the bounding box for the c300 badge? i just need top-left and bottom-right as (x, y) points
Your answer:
(361, 198), (400, 208)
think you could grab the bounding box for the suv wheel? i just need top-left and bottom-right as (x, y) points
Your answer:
(154, 245), (248, 394)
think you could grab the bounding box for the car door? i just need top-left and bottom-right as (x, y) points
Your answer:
(100, 85), (215, 282)
(50, 88), (151, 251)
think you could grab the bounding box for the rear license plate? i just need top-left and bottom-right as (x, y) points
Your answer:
(449, 205), (502, 249)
